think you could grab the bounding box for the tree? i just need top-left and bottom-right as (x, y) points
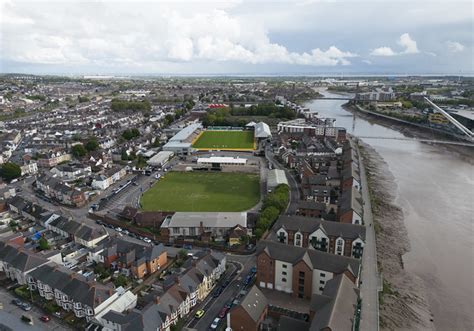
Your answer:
(71, 144), (87, 157)
(0, 162), (21, 181)
(38, 237), (50, 250)
(85, 138), (99, 152)
(114, 274), (129, 287)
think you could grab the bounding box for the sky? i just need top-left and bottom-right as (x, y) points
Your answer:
(0, 0), (473, 75)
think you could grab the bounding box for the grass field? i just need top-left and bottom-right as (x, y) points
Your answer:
(192, 130), (255, 150)
(140, 172), (260, 212)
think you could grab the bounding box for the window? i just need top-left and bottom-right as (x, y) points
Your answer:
(319, 280), (325, 285)
(282, 264), (287, 269)
(298, 286), (305, 292)
(319, 287), (324, 291)
(173, 227), (180, 234)
(295, 233), (302, 246)
(320, 272), (326, 277)
(281, 278), (287, 282)
(282, 271), (287, 276)
(299, 271), (305, 278)
(298, 278), (304, 285)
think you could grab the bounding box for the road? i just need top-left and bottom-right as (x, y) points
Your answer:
(357, 144), (380, 331)
(265, 144), (300, 214)
(186, 254), (256, 331)
(0, 287), (70, 331)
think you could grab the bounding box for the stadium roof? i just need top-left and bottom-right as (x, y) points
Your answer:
(267, 169), (288, 189)
(169, 123), (202, 142)
(197, 157), (247, 165)
(162, 212), (247, 228)
(254, 122), (271, 138)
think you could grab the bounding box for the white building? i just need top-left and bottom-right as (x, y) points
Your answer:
(147, 151), (174, 167)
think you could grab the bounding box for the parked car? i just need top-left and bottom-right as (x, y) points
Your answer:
(143, 238), (152, 243)
(39, 315), (51, 322)
(116, 227), (123, 232)
(21, 303), (32, 311)
(222, 279), (230, 288)
(213, 287), (223, 298)
(218, 307), (230, 318)
(210, 318), (220, 330)
(250, 267), (257, 274)
(225, 301), (233, 309)
(195, 309), (205, 319)
(11, 298), (23, 306)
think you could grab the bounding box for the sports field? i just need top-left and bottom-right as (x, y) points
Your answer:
(140, 172), (260, 212)
(192, 130), (255, 150)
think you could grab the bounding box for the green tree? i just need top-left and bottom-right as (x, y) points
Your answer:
(0, 162), (21, 181)
(38, 237), (50, 250)
(71, 144), (87, 157)
(114, 274), (129, 288)
(85, 138), (99, 152)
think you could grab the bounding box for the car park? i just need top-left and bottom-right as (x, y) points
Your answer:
(210, 318), (220, 330)
(195, 309), (205, 319)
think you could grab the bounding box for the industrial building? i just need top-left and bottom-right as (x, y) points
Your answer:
(147, 151), (174, 167)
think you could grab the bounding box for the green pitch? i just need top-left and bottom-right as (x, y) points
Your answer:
(192, 130), (255, 150)
(140, 172), (260, 212)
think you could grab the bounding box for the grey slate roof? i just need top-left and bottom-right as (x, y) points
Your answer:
(237, 285), (268, 322)
(29, 263), (114, 308)
(257, 240), (361, 278)
(309, 273), (359, 331)
(272, 215), (366, 241)
(0, 242), (49, 272)
(339, 187), (363, 216)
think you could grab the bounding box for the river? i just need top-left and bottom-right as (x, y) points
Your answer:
(305, 92), (473, 331)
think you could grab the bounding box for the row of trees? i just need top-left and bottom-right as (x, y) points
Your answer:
(111, 98), (151, 112)
(230, 103), (296, 120)
(254, 184), (290, 239)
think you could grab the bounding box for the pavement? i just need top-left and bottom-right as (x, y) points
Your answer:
(357, 144), (380, 331)
(0, 287), (70, 331)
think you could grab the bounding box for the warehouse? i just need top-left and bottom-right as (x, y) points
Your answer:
(147, 151), (174, 167)
(267, 169), (288, 191)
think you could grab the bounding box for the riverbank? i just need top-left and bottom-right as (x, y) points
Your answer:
(358, 141), (434, 331)
(345, 103), (474, 163)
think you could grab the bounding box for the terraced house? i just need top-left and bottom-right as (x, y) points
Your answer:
(272, 215), (365, 258)
(102, 251), (226, 331)
(27, 263), (137, 324)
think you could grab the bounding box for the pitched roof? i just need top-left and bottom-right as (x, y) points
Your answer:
(257, 240), (360, 278)
(0, 242), (49, 272)
(237, 285), (268, 322)
(272, 215), (366, 241)
(309, 273), (359, 331)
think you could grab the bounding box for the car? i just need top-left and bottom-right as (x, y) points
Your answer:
(123, 230), (130, 235)
(243, 275), (253, 286)
(132, 182), (139, 186)
(21, 303), (32, 311)
(194, 309), (205, 319)
(225, 301), (233, 309)
(11, 298), (23, 306)
(250, 267), (257, 274)
(210, 318), (220, 330)
(222, 279), (230, 288)
(143, 238), (152, 243)
(39, 315), (51, 322)
(116, 227), (123, 232)
(218, 307), (229, 318)
(213, 287), (223, 298)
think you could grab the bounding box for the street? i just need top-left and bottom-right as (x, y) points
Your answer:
(186, 254), (256, 330)
(0, 287), (70, 331)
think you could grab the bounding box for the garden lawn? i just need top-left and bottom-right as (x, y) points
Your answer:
(140, 172), (260, 212)
(192, 130), (255, 150)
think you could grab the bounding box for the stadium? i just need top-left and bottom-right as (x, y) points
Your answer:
(162, 121), (271, 155)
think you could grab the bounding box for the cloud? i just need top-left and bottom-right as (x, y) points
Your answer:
(446, 41), (465, 53)
(0, 3), (356, 68)
(371, 33), (419, 56)
(398, 33), (419, 54)
(370, 47), (396, 57)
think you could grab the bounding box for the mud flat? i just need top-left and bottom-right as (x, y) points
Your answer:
(358, 142), (434, 331)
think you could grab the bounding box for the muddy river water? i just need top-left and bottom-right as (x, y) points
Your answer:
(306, 93), (473, 330)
